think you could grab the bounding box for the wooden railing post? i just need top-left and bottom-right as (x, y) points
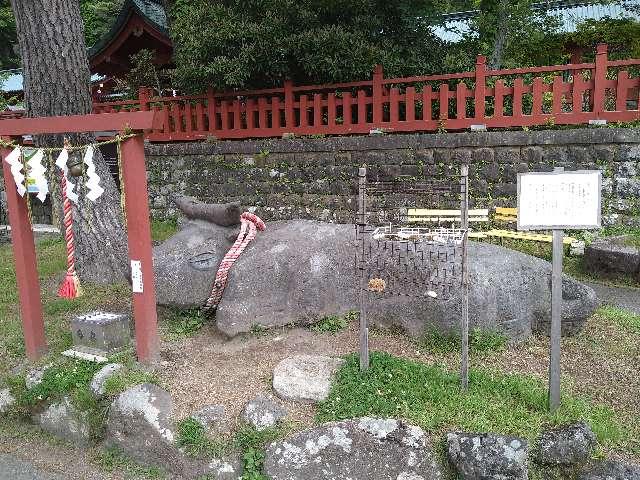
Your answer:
(1, 139), (47, 360)
(207, 88), (216, 133)
(593, 43), (608, 118)
(474, 55), (487, 122)
(372, 65), (384, 125)
(284, 80), (295, 129)
(138, 87), (150, 111)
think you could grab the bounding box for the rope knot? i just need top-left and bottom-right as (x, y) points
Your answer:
(241, 212), (266, 231)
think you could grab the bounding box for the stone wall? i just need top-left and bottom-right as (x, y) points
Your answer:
(113, 129), (635, 226)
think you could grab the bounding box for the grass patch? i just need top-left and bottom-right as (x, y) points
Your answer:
(151, 218), (178, 243)
(596, 305), (640, 334)
(311, 311), (358, 334)
(102, 368), (160, 397)
(234, 424), (288, 480)
(317, 352), (625, 450)
(159, 307), (207, 340)
(176, 417), (226, 458)
(419, 327), (508, 355)
(93, 447), (166, 479)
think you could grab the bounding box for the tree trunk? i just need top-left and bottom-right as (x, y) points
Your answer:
(10, 0), (129, 284)
(489, 0), (509, 70)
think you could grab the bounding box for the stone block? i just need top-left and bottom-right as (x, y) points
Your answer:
(495, 147), (521, 164)
(522, 146), (543, 164)
(481, 164), (500, 182)
(71, 311), (131, 357)
(472, 147), (495, 164)
(415, 149), (434, 165)
(452, 148), (472, 164)
(433, 149), (451, 164)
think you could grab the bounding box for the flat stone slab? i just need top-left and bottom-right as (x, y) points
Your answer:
(264, 418), (444, 480)
(578, 459), (640, 480)
(90, 363), (123, 398)
(537, 422), (596, 466)
(34, 397), (91, 446)
(272, 355), (344, 404)
(584, 235), (640, 276)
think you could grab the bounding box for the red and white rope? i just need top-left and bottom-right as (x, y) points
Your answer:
(57, 172), (82, 298)
(203, 212), (266, 312)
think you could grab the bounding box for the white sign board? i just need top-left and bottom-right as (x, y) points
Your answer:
(517, 171), (601, 230)
(131, 260), (144, 293)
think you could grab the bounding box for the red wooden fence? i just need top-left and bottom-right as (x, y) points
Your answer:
(3, 44), (640, 140)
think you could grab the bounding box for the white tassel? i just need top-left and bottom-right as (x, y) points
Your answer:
(27, 149), (49, 203)
(83, 145), (104, 202)
(55, 148), (79, 204)
(4, 146), (26, 196)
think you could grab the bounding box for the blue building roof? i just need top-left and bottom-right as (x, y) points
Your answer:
(434, 0), (640, 43)
(2, 70), (104, 93)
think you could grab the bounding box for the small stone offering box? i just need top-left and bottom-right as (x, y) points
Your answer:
(70, 311), (131, 357)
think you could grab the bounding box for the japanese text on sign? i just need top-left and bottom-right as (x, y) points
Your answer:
(517, 171), (601, 230)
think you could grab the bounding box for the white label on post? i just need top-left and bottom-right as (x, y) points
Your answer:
(517, 171), (601, 230)
(131, 260), (143, 293)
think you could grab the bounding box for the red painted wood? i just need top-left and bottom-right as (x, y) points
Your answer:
(299, 95), (309, 127)
(593, 44), (608, 118)
(342, 92), (352, 126)
(552, 76), (563, 115)
(171, 103), (181, 133)
(284, 80), (294, 129)
(616, 71), (629, 111)
(327, 93), (336, 126)
(423, 86), (432, 121)
(372, 65), (384, 125)
(195, 102), (205, 133)
(257, 98), (268, 128)
(233, 100), (242, 130)
(357, 90), (367, 124)
(206, 89), (216, 133)
(272, 97), (281, 129)
(439, 84), (449, 120)
(390, 88), (399, 123)
(184, 102), (193, 136)
(1, 142), (47, 360)
(405, 87), (415, 122)
(494, 80), (505, 117)
(456, 83), (467, 119)
(474, 56), (486, 121)
(221, 100), (229, 131)
(313, 94), (322, 127)
(0, 111), (160, 135)
(532, 77), (544, 116)
(245, 99), (255, 130)
(120, 135), (159, 363)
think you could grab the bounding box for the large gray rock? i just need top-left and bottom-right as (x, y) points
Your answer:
(106, 383), (187, 475)
(34, 397), (91, 446)
(264, 418), (445, 480)
(447, 432), (528, 480)
(25, 363), (52, 390)
(578, 460), (640, 480)
(154, 217), (599, 341)
(0, 388), (15, 414)
(272, 355), (344, 404)
(585, 235), (640, 277)
(537, 422), (596, 466)
(243, 394), (287, 431)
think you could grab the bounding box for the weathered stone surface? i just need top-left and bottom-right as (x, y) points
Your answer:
(202, 456), (244, 480)
(106, 383), (187, 474)
(0, 388), (15, 414)
(272, 355), (344, 404)
(90, 363), (123, 398)
(154, 217), (599, 341)
(35, 397), (91, 446)
(243, 394), (287, 431)
(264, 418), (445, 480)
(578, 459), (640, 480)
(447, 432), (528, 480)
(25, 364), (52, 390)
(537, 422), (596, 466)
(191, 404), (230, 436)
(584, 235), (640, 276)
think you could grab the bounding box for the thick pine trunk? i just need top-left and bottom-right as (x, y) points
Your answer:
(10, 0), (129, 284)
(489, 0), (509, 70)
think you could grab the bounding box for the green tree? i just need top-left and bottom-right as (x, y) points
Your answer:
(170, 0), (453, 91)
(568, 16), (640, 61)
(0, 0), (18, 69)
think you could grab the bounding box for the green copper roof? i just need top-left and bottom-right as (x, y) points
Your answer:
(88, 0), (169, 59)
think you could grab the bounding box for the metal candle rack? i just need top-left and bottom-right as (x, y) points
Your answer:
(355, 165), (471, 389)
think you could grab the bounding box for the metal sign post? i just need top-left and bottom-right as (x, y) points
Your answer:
(517, 168), (601, 411)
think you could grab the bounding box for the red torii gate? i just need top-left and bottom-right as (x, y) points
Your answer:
(1, 111), (161, 363)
